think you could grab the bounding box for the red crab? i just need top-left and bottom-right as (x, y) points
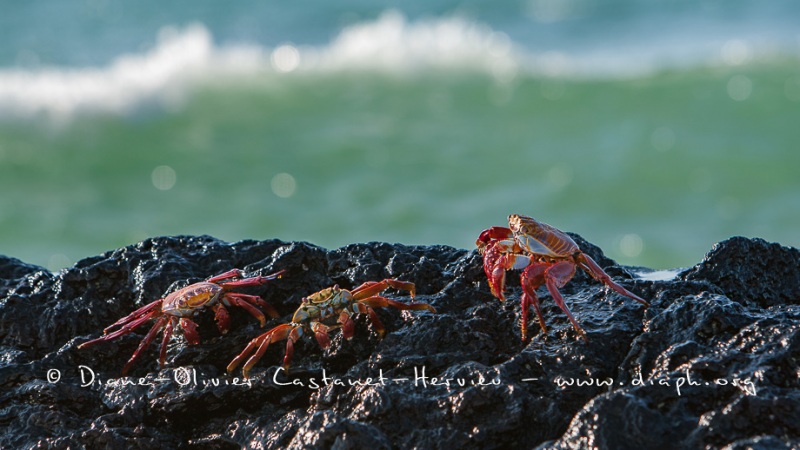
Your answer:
(79, 268), (285, 374)
(227, 279), (436, 378)
(477, 214), (649, 341)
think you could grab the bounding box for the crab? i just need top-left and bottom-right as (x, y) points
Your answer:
(227, 279), (436, 378)
(477, 214), (649, 341)
(79, 268), (285, 374)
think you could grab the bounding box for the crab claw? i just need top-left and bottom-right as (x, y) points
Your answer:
(481, 241), (532, 301)
(312, 323), (333, 349)
(476, 226), (514, 253)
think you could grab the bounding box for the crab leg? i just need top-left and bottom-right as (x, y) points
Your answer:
(359, 296), (436, 314)
(227, 337), (267, 375)
(280, 326), (304, 371)
(351, 279), (416, 300)
(158, 319), (175, 368)
(216, 269), (286, 289)
(101, 299), (163, 334)
(79, 309), (161, 348)
(206, 269), (245, 284)
(356, 296), (436, 337)
(212, 292), (278, 334)
(360, 303), (386, 337)
(520, 262), (549, 341)
(225, 293), (279, 321)
(542, 261), (587, 341)
(122, 316), (169, 375)
(222, 294), (267, 327)
(577, 254), (649, 306)
(227, 323), (296, 378)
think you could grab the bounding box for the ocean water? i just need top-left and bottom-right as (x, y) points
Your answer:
(1, 1), (799, 271)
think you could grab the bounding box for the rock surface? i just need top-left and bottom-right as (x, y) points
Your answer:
(1, 235), (798, 449)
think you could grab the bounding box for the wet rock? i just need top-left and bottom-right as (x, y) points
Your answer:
(682, 236), (800, 307)
(1, 235), (798, 449)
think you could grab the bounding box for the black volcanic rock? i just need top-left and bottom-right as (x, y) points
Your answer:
(1, 235), (798, 449)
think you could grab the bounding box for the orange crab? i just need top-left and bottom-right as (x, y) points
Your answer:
(227, 279), (436, 378)
(477, 214), (648, 341)
(79, 268), (285, 374)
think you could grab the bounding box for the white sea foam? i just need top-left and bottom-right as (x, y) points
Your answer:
(305, 11), (519, 77)
(0, 24), (217, 120)
(0, 12), (523, 119)
(634, 269), (682, 282)
(0, 10), (793, 120)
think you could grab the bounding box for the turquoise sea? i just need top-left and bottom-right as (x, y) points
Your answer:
(1, 2), (799, 271)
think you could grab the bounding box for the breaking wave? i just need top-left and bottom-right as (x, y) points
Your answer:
(0, 10), (794, 120)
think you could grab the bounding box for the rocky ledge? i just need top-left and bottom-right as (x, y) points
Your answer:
(1, 235), (798, 449)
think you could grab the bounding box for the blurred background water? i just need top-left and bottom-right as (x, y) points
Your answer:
(1, 0), (799, 271)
